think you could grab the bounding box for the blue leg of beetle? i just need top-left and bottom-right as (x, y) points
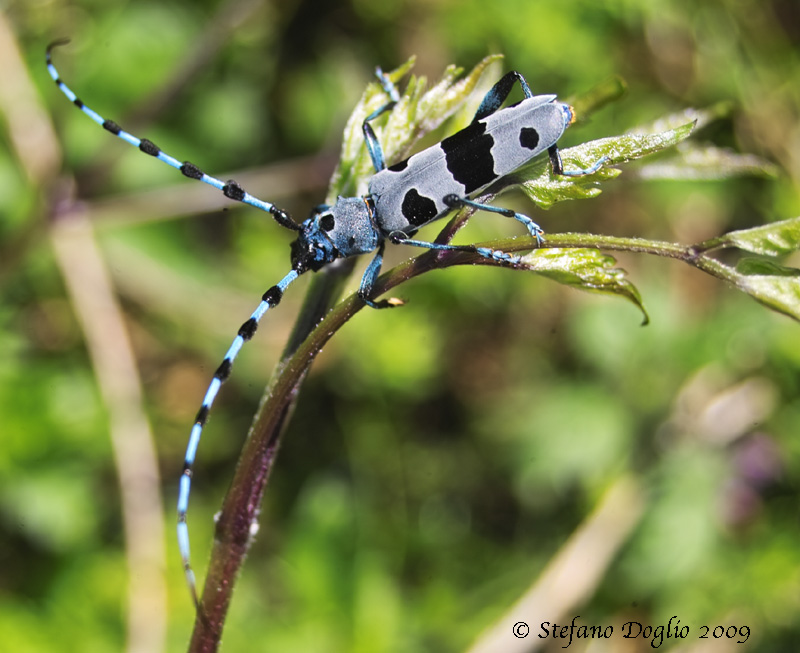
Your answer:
(375, 66), (401, 103)
(361, 67), (402, 172)
(548, 144), (607, 177)
(177, 268), (301, 606)
(472, 70), (534, 122)
(362, 103), (395, 172)
(357, 241), (398, 308)
(356, 235), (520, 309)
(443, 194), (544, 245)
(390, 234), (523, 265)
(46, 41), (301, 233)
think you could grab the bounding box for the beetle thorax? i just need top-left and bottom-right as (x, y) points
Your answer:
(290, 196), (380, 272)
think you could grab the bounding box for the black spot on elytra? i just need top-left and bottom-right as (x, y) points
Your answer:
(320, 214), (335, 231)
(387, 158), (409, 172)
(519, 127), (540, 150)
(440, 120), (496, 194)
(402, 189), (438, 226)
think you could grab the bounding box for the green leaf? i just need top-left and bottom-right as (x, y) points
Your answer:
(631, 103), (731, 135)
(515, 122), (695, 209)
(707, 223), (800, 320)
(520, 247), (649, 323)
(628, 104), (777, 181)
(708, 216), (800, 256)
(731, 265), (800, 321)
(736, 258), (800, 276)
(587, 122), (697, 165)
(636, 144), (779, 181)
(411, 55), (503, 136)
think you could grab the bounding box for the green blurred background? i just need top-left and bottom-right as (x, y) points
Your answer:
(2, 0), (799, 651)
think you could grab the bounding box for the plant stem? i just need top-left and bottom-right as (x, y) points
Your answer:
(186, 228), (736, 651)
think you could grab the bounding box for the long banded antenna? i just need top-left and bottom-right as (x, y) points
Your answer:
(177, 268), (302, 604)
(46, 40), (301, 232)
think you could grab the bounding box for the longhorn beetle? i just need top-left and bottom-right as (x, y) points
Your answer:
(46, 41), (606, 605)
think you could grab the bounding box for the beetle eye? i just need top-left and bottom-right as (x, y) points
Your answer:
(320, 214), (335, 231)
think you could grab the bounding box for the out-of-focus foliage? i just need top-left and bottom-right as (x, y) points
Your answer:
(2, 0), (799, 651)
